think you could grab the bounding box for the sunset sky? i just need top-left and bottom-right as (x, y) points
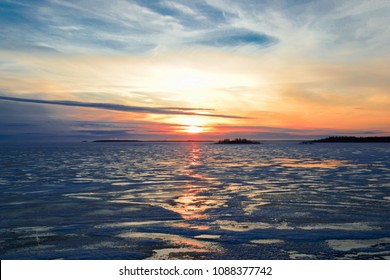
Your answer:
(0, 0), (389, 141)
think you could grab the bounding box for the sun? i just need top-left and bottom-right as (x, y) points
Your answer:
(186, 125), (204, 134)
(176, 117), (206, 134)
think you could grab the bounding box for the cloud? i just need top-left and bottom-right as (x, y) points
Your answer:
(0, 100), (70, 141)
(2, 0), (389, 57)
(0, 0), (278, 54)
(163, 1), (199, 16)
(0, 95), (247, 119)
(197, 28), (277, 48)
(0, 101), (188, 141)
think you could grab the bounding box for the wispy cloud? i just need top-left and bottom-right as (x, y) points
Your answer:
(163, 1), (199, 16)
(2, 0), (387, 54)
(0, 0), (285, 54)
(0, 95), (246, 119)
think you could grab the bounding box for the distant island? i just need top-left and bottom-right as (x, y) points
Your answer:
(302, 136), (390, 144)
(215, 138), (261, 144)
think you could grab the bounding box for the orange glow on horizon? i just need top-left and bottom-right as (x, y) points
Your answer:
(1, 51), (388, 140)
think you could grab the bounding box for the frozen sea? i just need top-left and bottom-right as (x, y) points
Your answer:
(0, 142), (389, 260)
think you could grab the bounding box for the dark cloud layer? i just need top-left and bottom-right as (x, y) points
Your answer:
(0, 95), (246, 119)
(0, 101), (140, 141)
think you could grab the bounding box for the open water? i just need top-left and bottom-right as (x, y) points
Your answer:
(0, 142), (389, 259)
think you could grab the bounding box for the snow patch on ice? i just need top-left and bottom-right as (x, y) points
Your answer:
(327, 238), (390, 251)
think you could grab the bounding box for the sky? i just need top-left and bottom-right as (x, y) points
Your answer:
(0, 0), (389, 141)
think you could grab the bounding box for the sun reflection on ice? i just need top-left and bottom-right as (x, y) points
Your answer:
(170, 186), (219, 220)
(273, 158), (358, 169)
(188, 144), (201, 166)
(164, 144), (222, 220)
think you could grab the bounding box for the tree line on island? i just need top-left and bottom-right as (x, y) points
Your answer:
(301, 136), (390, 144)
(215, 138), (261, 144)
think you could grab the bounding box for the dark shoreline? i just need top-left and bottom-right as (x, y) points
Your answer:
(302, 136), (390, 144)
